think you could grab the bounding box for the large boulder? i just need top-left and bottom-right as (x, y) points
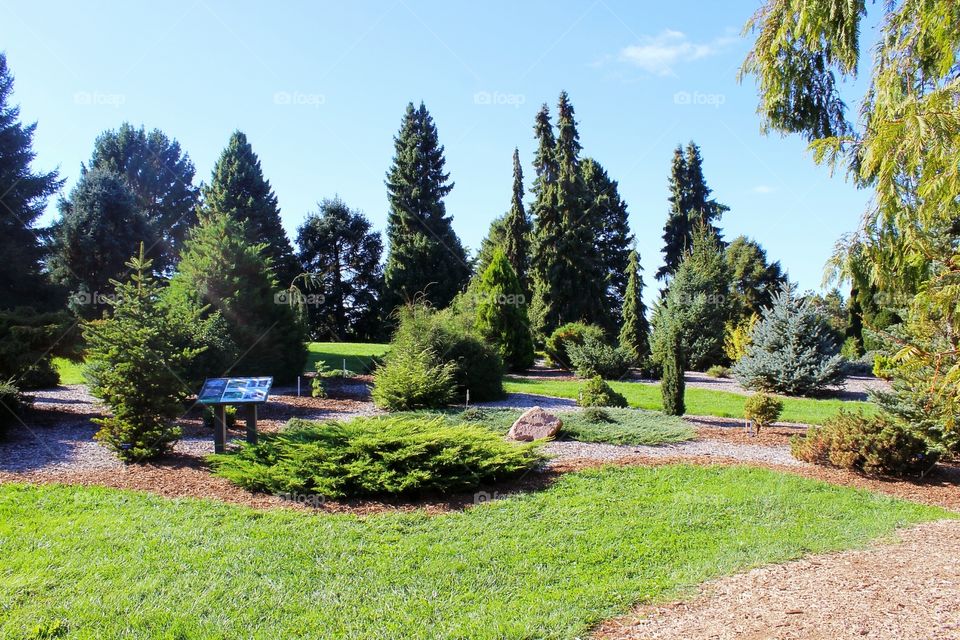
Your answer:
(507, 406), (562, 441)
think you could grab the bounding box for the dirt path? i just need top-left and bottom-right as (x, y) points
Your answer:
(593, 519), (960, 640)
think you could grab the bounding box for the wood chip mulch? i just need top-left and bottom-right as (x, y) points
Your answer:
(592, 518), (960, 640)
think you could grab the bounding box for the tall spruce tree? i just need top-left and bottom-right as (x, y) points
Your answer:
(202, 131), (300, 288)
(619, 249), (650, 361)
(582, 157), (633, 330)
(0, 53), (63, 311)
(528, 103), (562, 336)
(684, 142), (728, 236)
(503, 147), (531, 292)
(383, 102), (469, 310)
(49, 168), (157, 318)
(657, 142), (728, 281)
(88, 123), (199, 269)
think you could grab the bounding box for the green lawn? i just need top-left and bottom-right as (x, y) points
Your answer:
(505, 376), (877, 426)
(0, 466), (947, 639)
(51, 357), (84, 385)
(306, 341), (389, 374)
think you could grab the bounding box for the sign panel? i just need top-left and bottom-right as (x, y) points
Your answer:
(198, 377), (273, 405)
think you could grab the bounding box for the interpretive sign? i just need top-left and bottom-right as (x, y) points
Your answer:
(197, 377), (273, 453)
(198, 377), (273, 405)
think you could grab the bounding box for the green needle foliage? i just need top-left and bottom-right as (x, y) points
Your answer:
(210, 415), (544, 498)
(84, 245), (200, 462)
(660, 322), (686, 416)
(619, 249), (651, 362)
(383, 102), (470, 311)
(474, 250), (534, 371)
(203, 131), (300, 288)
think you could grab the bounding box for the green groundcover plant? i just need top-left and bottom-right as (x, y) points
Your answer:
(210, 416), (544, 498)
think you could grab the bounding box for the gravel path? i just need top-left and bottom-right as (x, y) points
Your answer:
(544, 439), (801, 466)
(595, 519), (960, 640)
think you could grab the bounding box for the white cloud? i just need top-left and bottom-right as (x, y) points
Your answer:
(752, 185), (776, 194)
(618, 30), (733, 75)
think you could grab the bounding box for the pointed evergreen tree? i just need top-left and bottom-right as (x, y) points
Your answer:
(383, 102), (469, 310)
(657, 146), (690, 281)
(202, 131), (300, 288)
(0, 53), (63, 311)
(88, 123), (199, 269)
(657, 142), (728, 281)
(684, 141), (728, 237)
(582, 157), (633, 330)
(503, 148), (531, 292)
(475, 250), (534, 371)
(167, 211), (306, 382)
(529, 103), (562, 336)
(619, 249), (650, 361)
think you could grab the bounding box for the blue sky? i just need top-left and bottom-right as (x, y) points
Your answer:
(4, 0), (872, 304)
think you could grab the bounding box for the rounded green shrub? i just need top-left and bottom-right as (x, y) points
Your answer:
(0, 381), (27, 436)
(567, 334), (634, 380)
(705, 365), (730, 378)
(372, 347), (456, 411)
(579, 376), (628, 408)
(545, 322), (605, 370)
(743, 393), (783, 435)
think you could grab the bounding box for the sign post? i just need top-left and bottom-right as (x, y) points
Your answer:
(197, 377), (273, 453)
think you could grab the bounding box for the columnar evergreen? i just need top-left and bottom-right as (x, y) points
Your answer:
(502, 148), (531, 292)
(474, 250), (534, 371)
(383, 102), (469, 310)
(618, 249), (650, 361)
(0, 53), (63, 311)
(661, 325), (685, 416)
(88, 123), (199, 268)
(529, 103), (562, 336)
(203, 131), (300, 288)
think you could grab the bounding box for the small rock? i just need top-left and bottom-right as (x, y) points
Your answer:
(507, 406), (562, 441)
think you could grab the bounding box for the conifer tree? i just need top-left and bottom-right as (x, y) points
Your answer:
(49, 168), (157, 318)
(88, 123), (199, 268)
(168, 211), (306, 382)
(84, 245), (199, 462)
(475, 250), (535, 371)
(382, 102), (469, 310)
(297, 196), (383, 341)
(502, 148), (531, 292)
(528, 103), (562, 336)
(661, 323), (686, 416)
(202, 131), (300, 288)
(657, 142), (728, 281)
(0, 53), (63, 311)
(619, 249), (650, 361)
(582, 157), (633, 329)
(475, 215), (507, 278)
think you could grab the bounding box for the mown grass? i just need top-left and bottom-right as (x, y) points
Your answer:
(400, 407), (694, 446)
(305, 341), (389, 374)
(0, 466), (947, 639)
(505, 376), (878, 426)
(51, 357), (84, 385)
